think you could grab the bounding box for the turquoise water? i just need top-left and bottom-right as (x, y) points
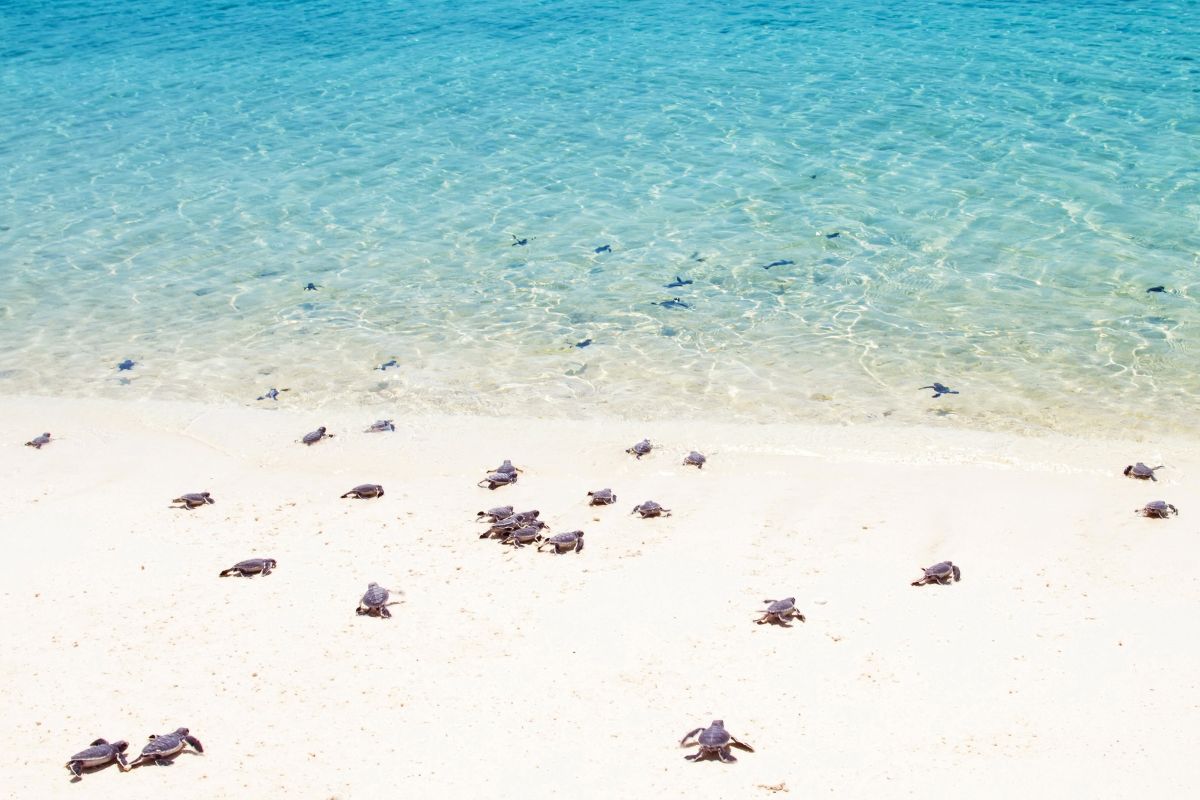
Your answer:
(2, 0), (1198, 436)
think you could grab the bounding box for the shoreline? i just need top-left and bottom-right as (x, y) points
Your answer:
(3, 395), (1198, 797)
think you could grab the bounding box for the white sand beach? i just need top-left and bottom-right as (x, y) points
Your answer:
(3, 396), (1198, 798)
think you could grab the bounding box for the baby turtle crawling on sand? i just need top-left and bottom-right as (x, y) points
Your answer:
(588, 488), (617, 506)
(171, 492), (214, 510)
(365, 419), (395, 432)
(631, 500), (671, 518)
(65, 738), (129, 779)
(219, 558), (277, 577)
(683, 451), (706, 468)
(356, 582), (395, 617)
(538, 530), (584, 553)
(680, 720), (754, 763)
(478, 471), (518, 489)
(1124, 462), (1164, 481)
(1137, 500), (1178, 518)
(490, 459), (522, 475)
(301, 426), (333, 445)
(756, 598), (805, 625)
(477, 505), (514, 522)
(481, 515), (546, 539)
(341, 483), (384, 499)
(128, 728), (203, 768)
(911, 561), (962, 586)
(25, 432), (51, 449)
(626, 438), (653, 459)
(501, 525), (545, 548)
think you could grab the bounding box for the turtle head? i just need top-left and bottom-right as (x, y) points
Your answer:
(317, 426), (326, 434)
(113, 741), (129, 753)
(711, 719), (725, 728)
(174, 727), (189, 736)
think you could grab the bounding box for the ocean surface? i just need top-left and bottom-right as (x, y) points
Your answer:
(2, 0), (1198, 437)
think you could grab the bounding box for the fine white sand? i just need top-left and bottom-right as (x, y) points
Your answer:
(3, 396), (1198, 798)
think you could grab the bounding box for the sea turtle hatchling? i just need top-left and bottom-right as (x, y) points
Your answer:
(476, 505), (514, 523)
(919, 382), (959, 398)
(481, 515), (546, 539)
(1124, 462), (1164, 481)
(301, 426), (333, 445)
(25, 432), (51, 449)
(365, 419), (396, 432)
(756, 597), (806, 625)
(680, 720), (754, 763)
(478, 471), (518, 489)
(171, 492), (214, 510)
(538, 530), (584, 554)
(911, 561), (962, 586)
(587, 488), (617, 506)
(501, 525), (545, 548)
(626, 438), (653, 459)
(683, 451), (706, 468)
(219, 558), (277, 577)
(631, 500), (671, 518)
(65, 738), (129, 779)
(1137, 500), (1178, 518)
(341, 484), (384, 499)
(356, 582), (395, 618)
(491, 459), (523, 476)
(128, 728), (203, 768)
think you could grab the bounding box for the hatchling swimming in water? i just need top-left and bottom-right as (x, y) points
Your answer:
(626, 438), (653, 459)
(631, 500), (671, 518)
(219, 557), (277, 577)
(680, 720), (754, 763)
(1137, 500), (1178, 518)
(65, 738), (129, 779)
(911, 561), (962, 586)
(538, 530), (584, 554)
(501, 525), (545, 548)
(756, 597), (806, 625)
(1124, 462), (1164, 481)
(356, 582), (395, 617)
(478, 470), (518, 489)
(171, 492), (214, 510)
(301, 426), (333, 445)
(587, 488), (617, 506)
(341, 483), (384, 499)
(365, 419), (395, 432)
(683, 451), (706, 468)
(25, 432), (51, 449)
(476, 505), (514, 522)
(128, 728), (203, 768)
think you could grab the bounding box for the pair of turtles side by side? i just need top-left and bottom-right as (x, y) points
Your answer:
(631, 501), (671, 518)
(479, 459), (522, 489)
(341, 484), (384, 499)
(1124, 462), (1163, 481)
(65, 738), (128, 779)
(588, 488), (617, 506)
(1137, 500), (1178, 518)
(756, 598), (805, 625)
(25, 432), (52, 449)
(911, 561), (961, 586)
(365, 419), (395, 433)
(171, 492), (214, 510)
(538, 530), (584, 553)
(680, 720), (753, 763)
(301, 426), (333, 445)
(219, 558), (276, 578)
(481, 513), (545, 539)
(357, 582), (397, 618)
(128, 728), (203, 768)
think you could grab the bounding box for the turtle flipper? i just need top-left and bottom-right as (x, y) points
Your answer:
(89, 738), (109, 747)
(952, 565), (962, 582)
(184, 735), (203, 753)
(67, 761), (83, 777)
(729, 736), (754, 752)
(680, 728), (704, 746)
(683, 751), (703, 761)
(717, 746), (738, 763)
(116, 752), (130, 770)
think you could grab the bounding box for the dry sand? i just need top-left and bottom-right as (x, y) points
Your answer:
(2, 395), (1198, 798)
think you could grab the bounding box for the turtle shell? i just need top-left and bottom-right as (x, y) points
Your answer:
(362, 583), (389, 607)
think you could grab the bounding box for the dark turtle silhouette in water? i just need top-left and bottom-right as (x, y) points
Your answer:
(304, 282), (319, 291)
(501, 525), (545, 548)
(665, 275), (693, 288)
(912, 561), (962, 586)
(356, 582), (395, 617)
(25, 432), (51, 449)
(481, 515), (547, 539)
(219, 558), (277, 577)
(341, 483), (384, 499)
(1146, 286), (1166, 293)
(1137, 500), (1178, 518)
(626, 439), (652, 459)
(128, 728), (203, 768)
(761, 259), (795, 270)
(654, 297), (690, 309)
(511, 234), (530, 246)
(479, 471), (518, 489)
(301, 426), (333, 445)
(1124, 462), (1163, 481)
(376, 359), (399, 371)
(574, 338), (593, 348)
(257, 388), (282, 401)
(171, 492), (214, 510)
(538, 530), (584, 554)
(365, 419), (395, 432)
(588, 488), (617, 506)
(631, 500), (671, 518)
(680, 720), (754, 763)
(594, 244), (612, 254)
(116, 359), (136, 371)
(65, 738), (129, 779)
(919, 382), (959, 398)
(683, 451), (706, 468)
(476, 505), (514, 523)
(756, 597), (806, 625)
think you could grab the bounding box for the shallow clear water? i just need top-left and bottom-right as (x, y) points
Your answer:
(2, 0), (1198, 436)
